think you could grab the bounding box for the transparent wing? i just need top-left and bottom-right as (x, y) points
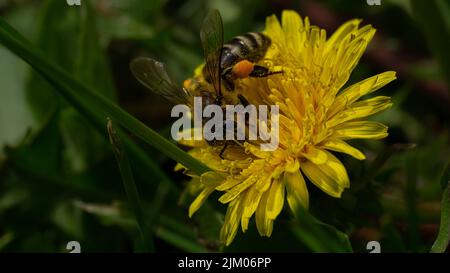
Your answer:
(200, 9), (223, 98)
(130, 57), (191, 105)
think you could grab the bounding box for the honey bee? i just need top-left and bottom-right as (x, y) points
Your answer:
(130, 10), (275, 157)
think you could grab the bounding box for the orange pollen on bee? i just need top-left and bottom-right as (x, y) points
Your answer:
(183, 79), (193, 89)
(232, 60), (254, 79)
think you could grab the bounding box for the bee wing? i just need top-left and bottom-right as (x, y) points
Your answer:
(130, 57), (191, 105)
(200, 9), (223, 98)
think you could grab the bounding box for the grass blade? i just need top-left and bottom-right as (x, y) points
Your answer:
(107, 118), (155, 252)
(0, 16), (210, 175)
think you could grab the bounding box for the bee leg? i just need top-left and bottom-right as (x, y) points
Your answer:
(222, 75), (235, 91)
(237, 94), (249, 106)
(250, 65), (283, 77)
(221, 68), (235, 91)
(232, 139), (244, 147)
(218, 142), (229, 159)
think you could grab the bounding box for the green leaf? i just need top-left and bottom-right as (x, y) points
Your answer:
(291, 206), (353, 253)
(107, 118), (155, 252)
(430, 181), (450, 253)
(0, 14), (210, 175)
(75, 1), (116, 100)
(20, 0), (116, 173)
(24, 0), (68, 132)
(62, 0), (116, 172)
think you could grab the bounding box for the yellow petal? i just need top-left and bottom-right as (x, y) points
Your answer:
(321, 138), (366, 160)
(220, 197), (244, 246)
(193, 64), (204, 77)
(188, 148), (227, 172)
(244, 143), (269, 159)
(188, 186), (216, 217)
(284, 159), (300, 173)
(218, 175), (257, 204)
(327, 96), (392, 127)
(265, 14), (283, 43)
(241, 187), (264, 232)
(282, 10), (303, 34)
(200, 171), (225, 186)
(339, 25), (376, 75)
(188, 171), (224, 217)
(322, 23), (377, 93)
(174, 163), (185, 172)
(300, 150), (350, 197)
(255, 175), (272, 192)
(325, 19), (361, 54)
(349, 96), (392, 113)
(283, 170), (309, 214)
(285, 98), (303, 129)
(271, 164), (285, 180)
(302, 145), (328, 164)
(216, 176), (242, 191)
(333, 121), (388, 140)
(266, 179), (285, 220)
(281, 10), (303, 52)
(329, 71), (396, 117)
(255, 179), (285, 237)
(255, 190), (273, 237)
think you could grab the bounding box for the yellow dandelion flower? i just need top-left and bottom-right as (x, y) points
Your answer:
(177, 10), (396, 246)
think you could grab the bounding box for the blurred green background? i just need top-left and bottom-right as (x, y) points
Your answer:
(0, 0), (449, 252)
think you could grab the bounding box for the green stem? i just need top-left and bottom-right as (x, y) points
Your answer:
(430, 181), (450, 253)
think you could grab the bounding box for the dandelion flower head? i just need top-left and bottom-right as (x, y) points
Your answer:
(177, 10), (396, 246)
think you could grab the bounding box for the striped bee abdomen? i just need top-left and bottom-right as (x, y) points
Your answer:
(220, 32), (271, 69)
